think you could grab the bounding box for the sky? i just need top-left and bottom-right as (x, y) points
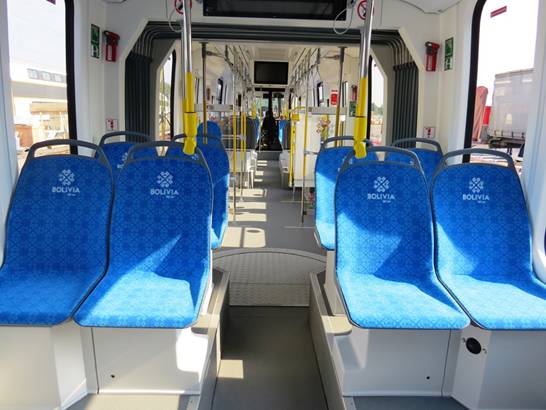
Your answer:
(7, 0), (66, 75)
(477, 0), (539, 105)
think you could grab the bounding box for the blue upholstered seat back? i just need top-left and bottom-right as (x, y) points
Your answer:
(387, 149), (442, 185)
(109, 156), (212, 303)
(198, 121), (222, 138)
(100, 142), (157, 176)
(432, 163), (532, 280)
(167, 139), (229, 249)
(278, 120), (287, 144)
(4, 155), (113, 273)
(315, 145), (378, 250)
(336, 162), (433, 283)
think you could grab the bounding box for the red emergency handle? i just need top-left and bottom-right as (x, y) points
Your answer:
(104, 31), (120, 62)
(425, 42), (440, 72)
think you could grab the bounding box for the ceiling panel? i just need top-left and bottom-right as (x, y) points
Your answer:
(401, 0), (461, 13)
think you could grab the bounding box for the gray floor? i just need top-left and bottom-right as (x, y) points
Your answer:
(354, 396), (467, 409)
(212, 307), (328, 410)
(222, 159), (325, 255)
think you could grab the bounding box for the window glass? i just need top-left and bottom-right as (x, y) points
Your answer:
(8, 0), (69, 169)
(472, 0), (539, 173)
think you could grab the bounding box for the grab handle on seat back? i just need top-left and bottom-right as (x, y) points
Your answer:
(172, 133), (223, 145)
(27, 139), (110, 168)
(341, 146), (422, 174)
(435, 148), (516, 175)
(391, 138), (443, 154)
(126, 141), (208, 169)
(99, 131), (151, 145)
(321, 137), (373, 149)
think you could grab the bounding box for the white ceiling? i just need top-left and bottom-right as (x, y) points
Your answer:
(401, 0), (461, 13)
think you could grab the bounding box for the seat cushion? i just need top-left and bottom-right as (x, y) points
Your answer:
(0, 269), (104, 325)
(342, 274), (470, 329)
(335, 161), (468, 329)
(100, 142), (156, 177)
(74, 268), (201, 328)
(441, 274), (546, 329)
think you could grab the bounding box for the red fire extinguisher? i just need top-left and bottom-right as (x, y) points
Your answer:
(103, 31), (120, 62)
(425, 42), (440, 72)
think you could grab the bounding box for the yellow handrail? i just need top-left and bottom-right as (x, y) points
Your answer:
(183, 71), (198, 155)
(353, 76), (368, 159)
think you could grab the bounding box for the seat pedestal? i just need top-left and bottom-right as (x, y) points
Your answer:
(0, 322), (92, 410)
(82, 269), (229, 409)
(311, 272), (457, 400)
(324, 251), (345, 315)
(451, 326), (546, 410)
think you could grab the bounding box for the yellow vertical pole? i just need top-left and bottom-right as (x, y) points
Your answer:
(353, 0), (374, 159)
(201, 42), (208, 143)
(300, 53), (311, 224)
(181, 0), (197, 155)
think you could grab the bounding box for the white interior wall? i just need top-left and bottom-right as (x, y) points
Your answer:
(436, 0), (477, 151)
(75, 0), (107, 144)
(371, 46), (395, 143)
(0, 0), (17, 262)
(523, 0), (546, 281)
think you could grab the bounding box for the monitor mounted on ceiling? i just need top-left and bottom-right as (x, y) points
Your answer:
(203, 0), (347, 21)
(254, 61), (289, 86)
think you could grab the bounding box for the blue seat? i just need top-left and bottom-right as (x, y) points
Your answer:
(432, 149), (546, 330)
(99, 131), (155, 177)
(388, 138), (443, 185)
(75, 142), (213, 328)
(0, 140), (113, 326)
(198, 121), (222, 139)
(170, 135), (229, 249)
(278, 120), (287, 144)
(335, 147), (469, 329)
(315, 137), (377, 250)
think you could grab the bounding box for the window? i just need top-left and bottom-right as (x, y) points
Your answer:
(467, 0), (539, 172)
(8, 0), (73, 170)
(370, 60), (385, 145)
(158, 53), (174, 141)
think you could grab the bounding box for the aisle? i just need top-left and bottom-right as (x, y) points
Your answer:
(222, 159), (324, 255)
(212, 307), (327, 410)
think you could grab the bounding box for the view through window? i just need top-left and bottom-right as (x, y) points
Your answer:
(8, 0), (69, 170)
(472, 0), (539, 172)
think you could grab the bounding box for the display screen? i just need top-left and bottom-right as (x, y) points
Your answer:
(254, 61), (289, 86)
(204, 0), (346, 20)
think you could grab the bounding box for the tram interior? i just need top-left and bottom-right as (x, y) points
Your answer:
(1, 0), (546, 410)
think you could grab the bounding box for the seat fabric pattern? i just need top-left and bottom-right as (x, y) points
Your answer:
(198, 121), (222, 138)
(75, 157), (212, 328)
(0, 156), (113, 325)
(432, 164), (546, 329)
(315, 147), (377, 250)
(335, 162), (468, 329)
(168, 143), (229, 249)
(101, 142), (157, 178)
(386, 149), (442, 185)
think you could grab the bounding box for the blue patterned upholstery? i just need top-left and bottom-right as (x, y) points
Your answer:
(278, 120), (287, 144)
(75, 155), (212, 328)
(198, 121), (222, 138)
(168, 140), (229, 249)
(315, 147), (378, 250)
(0, 154), (113, 325)
(335, 161), (469, 329)
(100, 142), (157, 178)
(432, 163), (546, 330)
(386, 149), (442, 185)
